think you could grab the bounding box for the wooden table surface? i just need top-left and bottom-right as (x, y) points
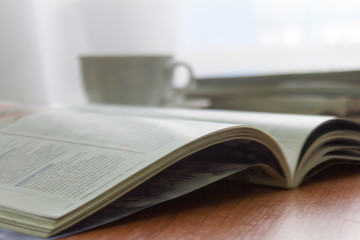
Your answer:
(61, 164), (360, 240)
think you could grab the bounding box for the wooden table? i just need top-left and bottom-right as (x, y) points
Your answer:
(61, 164), (360, 240)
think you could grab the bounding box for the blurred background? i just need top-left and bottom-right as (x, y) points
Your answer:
(1, 0), (360, 109)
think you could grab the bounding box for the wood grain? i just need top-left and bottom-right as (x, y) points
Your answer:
(60, 164), (360, 240)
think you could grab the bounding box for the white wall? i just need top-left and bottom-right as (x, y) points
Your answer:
(0, 1), (47, 104)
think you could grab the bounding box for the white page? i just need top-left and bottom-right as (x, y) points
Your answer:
(76, 104), (335, 179)
(0, 110), (241, 219)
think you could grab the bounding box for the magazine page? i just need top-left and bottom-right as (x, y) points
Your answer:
(0, 137), (283, 240)
(0, 108), (269, 231)
(295, 125), (360, 183)
(0, 157), (252, 240)
(75, 104), (335, 183)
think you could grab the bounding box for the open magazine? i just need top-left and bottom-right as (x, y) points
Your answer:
(0, 103), (360, 239)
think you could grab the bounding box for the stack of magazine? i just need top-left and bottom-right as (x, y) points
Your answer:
(188, 70), (360, 119)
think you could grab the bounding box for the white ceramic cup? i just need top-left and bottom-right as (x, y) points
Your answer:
(80, 55), (196, 106)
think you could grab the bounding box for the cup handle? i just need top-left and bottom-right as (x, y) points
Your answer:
(169, 61), (197, 93)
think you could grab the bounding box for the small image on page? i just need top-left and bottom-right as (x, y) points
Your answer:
(0, 104), (42, 129)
